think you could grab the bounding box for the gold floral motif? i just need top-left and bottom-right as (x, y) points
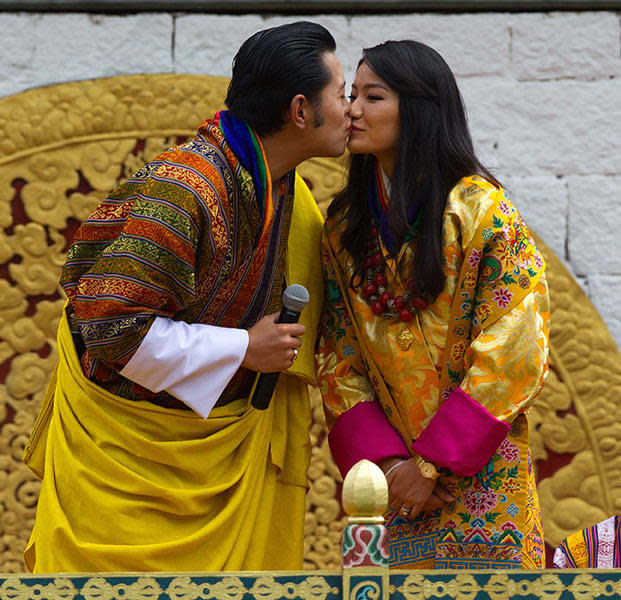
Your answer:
(397, 329), (415, 351)
(305, 387), (348, 569)
(0, 74), (620, 572)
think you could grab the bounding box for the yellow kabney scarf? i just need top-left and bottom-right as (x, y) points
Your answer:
(23, 174), (324, 573)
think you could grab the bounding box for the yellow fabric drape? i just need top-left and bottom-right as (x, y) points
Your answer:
(23, 174), (323, 573)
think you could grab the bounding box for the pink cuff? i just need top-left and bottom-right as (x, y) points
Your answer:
(328, 401), (410, 478)
(412, 387), (510, 477)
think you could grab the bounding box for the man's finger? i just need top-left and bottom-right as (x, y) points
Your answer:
(281, 324), (306, 336)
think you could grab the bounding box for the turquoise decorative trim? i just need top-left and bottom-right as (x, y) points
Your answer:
(0, 570), (620, 600)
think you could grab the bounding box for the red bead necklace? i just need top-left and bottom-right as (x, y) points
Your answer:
(361, 227), (428, 322)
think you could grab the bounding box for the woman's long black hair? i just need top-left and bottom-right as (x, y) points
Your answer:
(328, 40), (499, 301)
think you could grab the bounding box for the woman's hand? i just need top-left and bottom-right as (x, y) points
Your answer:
(378, 457), (455, 520)
(379, 457), (435, 521)
(420, 483), (455, 513)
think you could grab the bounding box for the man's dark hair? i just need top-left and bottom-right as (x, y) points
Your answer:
(225, 22), (336, 137)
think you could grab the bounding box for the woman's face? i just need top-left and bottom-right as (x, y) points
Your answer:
(348, 62), (400, 175)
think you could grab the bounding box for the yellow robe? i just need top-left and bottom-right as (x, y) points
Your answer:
(23, 174), (323, 573)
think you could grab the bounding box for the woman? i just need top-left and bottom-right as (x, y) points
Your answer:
(316, 40), (550, 570)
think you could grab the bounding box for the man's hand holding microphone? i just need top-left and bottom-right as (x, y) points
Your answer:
(241, 285), (309, 409)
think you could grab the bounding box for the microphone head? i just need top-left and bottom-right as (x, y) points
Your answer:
(282, 284), (310, 313)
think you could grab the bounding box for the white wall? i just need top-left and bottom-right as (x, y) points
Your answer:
(1, 10), (620, 346)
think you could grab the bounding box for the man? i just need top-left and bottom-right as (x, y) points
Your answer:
(23, 21), (350, 573)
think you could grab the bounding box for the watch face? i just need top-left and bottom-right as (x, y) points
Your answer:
(420, 462), (438, 478)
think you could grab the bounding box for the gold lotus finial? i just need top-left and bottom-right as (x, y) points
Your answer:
(341, 459), (388, 523)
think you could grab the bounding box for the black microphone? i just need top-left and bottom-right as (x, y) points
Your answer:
(251, 284), (310, 410)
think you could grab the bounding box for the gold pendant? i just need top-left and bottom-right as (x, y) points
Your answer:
(398, 328), (415, 351)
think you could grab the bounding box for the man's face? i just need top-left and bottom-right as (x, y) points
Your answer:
(307, 52), (351, 157)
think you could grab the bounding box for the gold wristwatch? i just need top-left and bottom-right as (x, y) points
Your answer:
(414, 454), (439, 480)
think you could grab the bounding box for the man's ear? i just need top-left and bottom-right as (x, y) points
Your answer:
(288, 94), (311, 129)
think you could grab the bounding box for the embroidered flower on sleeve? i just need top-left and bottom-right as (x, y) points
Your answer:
(498, 200), (511, 215)
(492, 287), (513, 308)
(517, 254), (533, 269)
(518, 274), (530, 289)
(476, 302), (493, 322)
(534, 254), (544, 268)
(501, 222), (513, 241)
(497, 438), (520, 462)
(467, 248), (483, 268)
(463, 272), (477, 289)
(450, 340), (468, 362)
(462, 488), (499, 517)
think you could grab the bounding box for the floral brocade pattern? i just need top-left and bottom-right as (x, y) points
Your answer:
(317, 175), (550, 437)
(385, 415), (544, 569)
(316, 175), (550, 568)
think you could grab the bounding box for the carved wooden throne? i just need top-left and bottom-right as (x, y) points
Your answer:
(0, 74), (619, 571)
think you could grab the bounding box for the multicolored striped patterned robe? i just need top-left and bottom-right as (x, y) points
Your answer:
(554, 516), (621, 568)
(61, 116), (294, 407)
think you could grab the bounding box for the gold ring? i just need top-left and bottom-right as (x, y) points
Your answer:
(399, 505), (411, 514)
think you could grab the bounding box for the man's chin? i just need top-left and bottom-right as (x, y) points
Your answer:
(316, 143), (348, 158)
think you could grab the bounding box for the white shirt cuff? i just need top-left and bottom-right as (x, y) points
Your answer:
(120, 316), (249, 418)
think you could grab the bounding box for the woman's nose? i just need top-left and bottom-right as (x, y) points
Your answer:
(349, 99), (362, 118)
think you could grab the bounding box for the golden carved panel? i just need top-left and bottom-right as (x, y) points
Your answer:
(0, 74), (619, 572)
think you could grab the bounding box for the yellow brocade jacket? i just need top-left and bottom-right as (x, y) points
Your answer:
(317, 175), (550, 439)
(316, 175), (551, 569)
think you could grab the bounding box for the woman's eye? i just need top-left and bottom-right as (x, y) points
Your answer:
(348, 95), (357, 101)
(368, 95), (383, 101)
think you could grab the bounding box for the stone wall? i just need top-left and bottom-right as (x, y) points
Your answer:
(1, 10), (620, 346)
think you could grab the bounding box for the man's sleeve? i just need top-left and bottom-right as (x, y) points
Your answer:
(70, 163), (248, 417)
